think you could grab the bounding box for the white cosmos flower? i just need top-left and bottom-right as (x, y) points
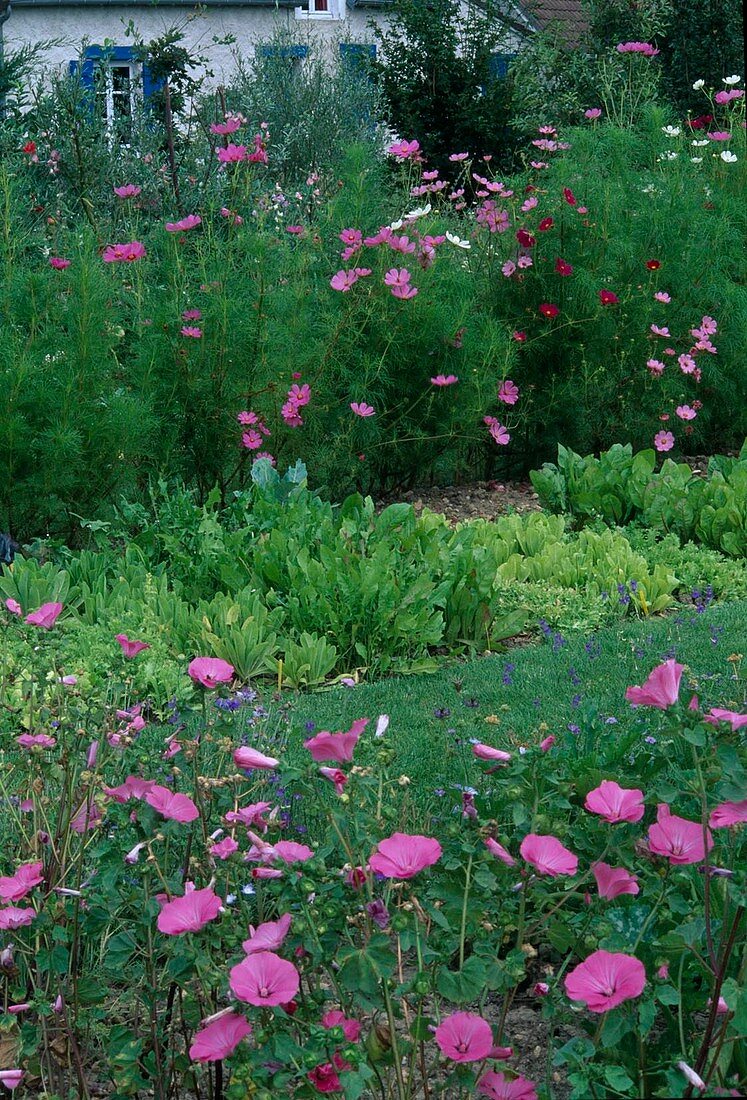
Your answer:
(388, 218), (404, 231)
(723, 74), (741, 85)
(691, 139), (709, 147)
(692, 79), (705, 91)
(657, 151), (678, 161)
(403, 203), (432, 220)
(445, 231), (471, 249)
(662, 125), (681, 136)
(720, 150), (738, 163)
(690, 157), (703, 163)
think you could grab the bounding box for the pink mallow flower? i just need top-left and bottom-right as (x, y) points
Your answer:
(189, 1011), (252, 1063)
(5, 598), (21, 616)
(485, 838), (516, 866)
(145, 785), (199, 823)
(322, 1009), (362, 1042)
(565, 950), (646, 1012)
(584, 780), (645, 823)
(477, 1071), (538, 1100)
(25, 602), (63, 629)
(0, 908), (35, 930)
(115, 634), (150, 659)
(435, 1012), (494, 1062)
(592, 862), (640, 899)
(0, 1070), (24, 1090)
(473, 742), (511, 763)
(188, 657), (234, 688)
(210, 836), (239, 860)
(0, 862), (44, 903)
(625, 658), (683, 708)
(520, 834), (578, 877)
(243, 913), (292, 955)
(369, 832), (442, 879)
(157, 885), (222, 935)
(709, 800), (747, 828)
(319, 766), (348, 795)
(647, 803), (713, 864)
(229, 951), (300, 1006)
(704, 708), (747, 731)
(304, 718), (368, 762)
(233, 746), (279, 770)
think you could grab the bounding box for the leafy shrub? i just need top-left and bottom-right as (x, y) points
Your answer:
(531, 439), (747, 555)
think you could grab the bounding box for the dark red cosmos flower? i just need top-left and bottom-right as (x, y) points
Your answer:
(516, 229), (536, 248)
(555, 257), (573, 276)
(563, 187), (577, 205)
(22, 141), (36, 154)
(599, 289), (619, 305)
(645, 259), (661, 270)
(538, 217), (554, 231)
(539, 303), (559, 318)
(688, 114), (713, 130)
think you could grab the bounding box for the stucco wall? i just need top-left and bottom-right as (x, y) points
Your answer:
(4, 4), (384, 84)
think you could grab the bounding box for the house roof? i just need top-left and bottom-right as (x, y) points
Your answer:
(8, 0), (295, 6)
(519, 0), (587, 44)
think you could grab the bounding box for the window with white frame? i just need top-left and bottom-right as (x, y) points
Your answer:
(295, 0), (344, 21)
(69, 47), (149, 137)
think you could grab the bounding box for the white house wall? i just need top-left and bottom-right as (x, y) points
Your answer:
(4, 4), (386, 85)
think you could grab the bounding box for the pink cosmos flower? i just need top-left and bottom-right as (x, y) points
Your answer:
(704, 708), (747, 731)
(654, 430), (675, 452)
(484, 417), (510, 445)
(616, 41), (659, 56)
(599, 289), (619, 305)
(189, 1012), (252, 1062)
(210, 836), (238, 860)
(115, 634), (150, 658)
(157, 885), (222, 935)
(25, 602), (63, 629)
(145, 785), (199, 823)
(49, 256), (71, 270)
(449, 151), (470, 161)
(565, 950), (646, 1012)
(17, 733), (56, 750)
(234, 746), (279, 770)
(188, 656), (234, 688)
(708, 800), (747, 828)
(539, 302), (559, 318)
(647, 359), (665, 376)
(592, 862), (640, 900)
(473, 743), (511, 763)
(220, 207), (243, 225)
(520, 834), (578, 876)
(715, 89), (744, 103)
(211, 117), (243, 135)
(322, 1010), (362, 1042)
(585, 108), (602, 119)
(243, 913), (292, 955)
(431, 375), (459, 386)
(584, 781), (645, 823)
(181, 326), (202, 339)
(647, 803), (713, 864)
(387, 139), (421, 161)
(369, 832), (442, 879)
(103, 241), (146, 263)
(0, 862), (44, 903)
(707, 131), (731, 141)
(351, 402), (375, 418)
(330, 269), (359, 292)
(654, 291), (671, 303)
(0, 908), (35, 930)
(304, 718), (368, 763)
(498, 380), (519, 405)
(676, 405), (697, 420)
(230, 951), (300, 1006)
(435, 1012), (493, 1062)
(384, 267), (413, 289)
(478, 1071), (538, 1100)
(165, 214), (202, 232)
(501, 261), (516, 277)
(5, 598), (21, 615)
(114, 184), (141, 198)
(650, 324), (670, 336)
(485, 838), (516, 866)
(625, 658), (683, 708)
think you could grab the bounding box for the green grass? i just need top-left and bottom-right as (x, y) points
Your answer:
(273, 601), (747, 817)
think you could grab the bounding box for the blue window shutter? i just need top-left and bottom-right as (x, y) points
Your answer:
(142, 64), (163, 103)
(489, 53), (515, 80)
(260, 44), (308, 60)
(69, 56), (96, 89)
(339, 43), (377, 63)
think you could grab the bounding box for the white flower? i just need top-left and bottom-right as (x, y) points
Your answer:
(388, 218), (404, 231)
(445, 231), (471, 250)
(723, 74), (741, 85)
(692, 79), (705, 91)
(657, 151), (678, 161)
(403, 203), (431, 220)
(691, 139), (709, 147)
(690, 157), (703, 163)
(662, 125), (681, 136)
(720, 150), (738, 163)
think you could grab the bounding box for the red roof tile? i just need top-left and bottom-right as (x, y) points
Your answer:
(520, 0), (588, 45)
